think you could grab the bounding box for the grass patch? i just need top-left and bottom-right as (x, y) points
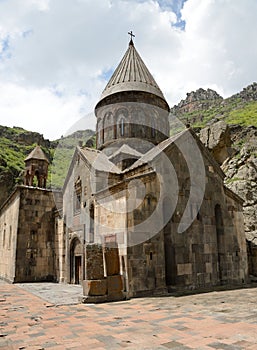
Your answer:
(226, 101), (257, 127)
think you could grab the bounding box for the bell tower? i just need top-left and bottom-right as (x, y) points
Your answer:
(95, 33), (170, 155)
(24, 145), (49, 188)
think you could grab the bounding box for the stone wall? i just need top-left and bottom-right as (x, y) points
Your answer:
(0, 190), (20, 282)
(91, 130), (248, 296)
(0, 186), (60, 283)
(225, 188), (248, 282)
(95, 186), (127, 245)
(14, 186), (57, 282)
(63, 149), (97, 248)
(162, 135), (248, 290)
(63, 147), (108, 283)
(126, 172), (167, 297)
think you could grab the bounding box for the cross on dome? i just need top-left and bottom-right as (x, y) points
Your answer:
(128, 31), (135, 45)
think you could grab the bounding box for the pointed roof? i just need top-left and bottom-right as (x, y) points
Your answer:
(100, 40), (166, 102)
(25, 145), (49, 163)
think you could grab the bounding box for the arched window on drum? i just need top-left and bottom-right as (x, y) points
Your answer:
(104, 112), (114, 140)
(116, 108), (128, 137)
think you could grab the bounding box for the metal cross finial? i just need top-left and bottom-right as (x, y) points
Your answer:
(128, 31), (135, 44)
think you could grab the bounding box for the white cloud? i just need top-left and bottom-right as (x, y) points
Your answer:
(0, 82), (92, 140)
(177, 0), (257, 97)
(0, 0), (256, 139)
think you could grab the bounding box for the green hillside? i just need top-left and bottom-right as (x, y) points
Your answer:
(0, 126), (95, 205)
(174, 99), (257, 129)
(226, 101), (257, 127)
(0, 126), (51, 183)
(50, 130), (95, 189)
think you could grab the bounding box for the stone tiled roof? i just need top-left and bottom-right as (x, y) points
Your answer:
(25, 145), (49, 163)
(100, 41), (166, 101)
(79, 147), (121, 173)
(125, 130), (187, 171)
(108, 144), (142, 161)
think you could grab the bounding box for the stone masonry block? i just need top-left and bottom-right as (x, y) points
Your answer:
(177, 263), (192, 276)
(85, 244), (104, 280)
(104, 244), (120, 276)
(83, 279), (107, 296)
(107, 275), (123, 293)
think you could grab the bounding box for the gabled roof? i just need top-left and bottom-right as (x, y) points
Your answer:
(25, 145), (49, 163)
(125, 130), (187, 171)
(108, 144), (142, 161)
(80, 147), (121, 173)
(62, 146), (121, 192)
(100, 41), (166, 102)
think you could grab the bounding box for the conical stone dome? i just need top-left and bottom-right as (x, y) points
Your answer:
(99, 40), (166, 102)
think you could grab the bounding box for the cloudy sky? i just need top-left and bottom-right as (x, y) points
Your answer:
(0, 0), (256, 140)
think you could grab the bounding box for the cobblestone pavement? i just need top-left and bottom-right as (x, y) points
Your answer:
(1, 281), (257, 349)
(16, 283), (82, 306)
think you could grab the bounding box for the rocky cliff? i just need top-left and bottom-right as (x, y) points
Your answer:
(171, 88), (222, 118)
(170, 82), (257, 128)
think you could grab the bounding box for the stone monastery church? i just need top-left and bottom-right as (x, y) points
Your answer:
(0, 37), (249, 301)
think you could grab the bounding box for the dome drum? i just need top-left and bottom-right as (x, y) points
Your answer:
(96, 102), (170, 150)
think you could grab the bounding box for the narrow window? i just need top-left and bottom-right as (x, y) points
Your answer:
(74, 192), (81, 213)
(9, 226), (12, 248)
(120, 118), (125, 136)
(3, 229), (6, 248)
(74, 177), (82, 214)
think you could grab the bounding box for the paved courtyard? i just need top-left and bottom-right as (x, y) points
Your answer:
(1, 281), (257, 349)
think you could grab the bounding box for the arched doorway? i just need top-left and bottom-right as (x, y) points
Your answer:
(70, 238), (83, 284)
